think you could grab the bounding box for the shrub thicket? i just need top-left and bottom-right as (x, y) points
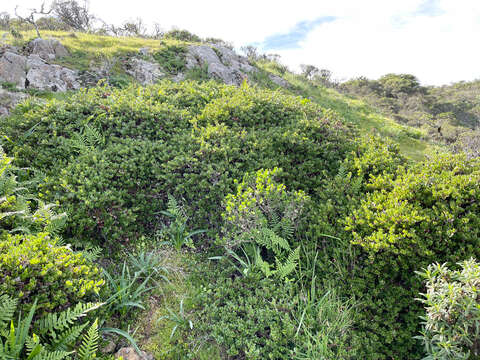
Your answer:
(340, 75), (480, 154)
(344, 153), (480, 358)
(0, 232), (104, 316)
(0, 147), (104, 317)
(1, 81), (356, 248)
(4, 74), (479, 359)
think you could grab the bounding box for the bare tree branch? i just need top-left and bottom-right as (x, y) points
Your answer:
(14, 1), (53, 38)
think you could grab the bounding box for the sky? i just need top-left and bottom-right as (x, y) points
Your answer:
(5, 0), (480, 85)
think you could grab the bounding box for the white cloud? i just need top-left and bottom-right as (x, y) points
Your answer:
(5, 0), (480, 85)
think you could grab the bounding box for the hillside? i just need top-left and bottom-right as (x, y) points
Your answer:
(340, 74), (480, 158)
(1, 28), (479, 360)
(0, 30), (442, 161)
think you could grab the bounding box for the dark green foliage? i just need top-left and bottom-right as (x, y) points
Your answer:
(1, 81), (356, 248)
(193, 271), (297, 359)
(343, 153), (480, 358)
(192, 268), (356, 360)
(163, 29), (201, 42)
(153, 45), (187, 74)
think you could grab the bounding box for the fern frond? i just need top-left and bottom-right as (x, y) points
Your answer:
(38, 303), (102, 336)
(0, 293), (17, 329)
(257, 228), (290, 254)
(279, 218), (294, 241)
(44, 213), (67, 236)
(32, 349), (73, 360)
(276, 246), (300, 279)
(25, 333), (43, 359)
(166, 195), (183, 219)
(79, 246), (102, 262)
(84, 124), (104, 149)
(50, 323), (88, 352)
(78, 319), (99, 360)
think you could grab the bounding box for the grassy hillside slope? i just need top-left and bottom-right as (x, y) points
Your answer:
(0, 30), (444, 161)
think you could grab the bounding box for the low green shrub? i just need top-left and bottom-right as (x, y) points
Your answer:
(192, 269), (356, 359)
(0, 232), (104, 316)
(0, 146), (104, 317)
(417, 259), (480, 360)
(218, 168), (307, 279)
(193, 271), (297, 359)
(153, 45), (187, 74)
(1, 81), (355, 248)
(344, 153), (480, 358)
(222, 167), (308, 249)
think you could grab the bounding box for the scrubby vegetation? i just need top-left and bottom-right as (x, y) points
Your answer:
(0, 14), (479, 359)
(340, 74), (480, 157)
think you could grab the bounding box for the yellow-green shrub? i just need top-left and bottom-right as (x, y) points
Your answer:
(0, 232), (104, 316)
(344, 153), (480, 358)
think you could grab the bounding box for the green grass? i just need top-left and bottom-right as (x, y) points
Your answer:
(135, 249), (221, 360)
(256, 61), (447, 161)
(0, 30), (198, 73)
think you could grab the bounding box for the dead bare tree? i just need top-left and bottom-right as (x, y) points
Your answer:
(14, 2), (53, 38)
(53, 0), (92, 31)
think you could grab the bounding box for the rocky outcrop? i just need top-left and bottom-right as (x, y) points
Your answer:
(0, 51), (28, 88)
(26, 54), (80, 91)
(0, 38), (287, 93)
(26, 38), (69, 61)
(125, 58), (164, 85)
(269, 74), (289, 88)
(0, 41), (80, 92)
(185, 44), (256, 85)
(0, 89), (28, 116)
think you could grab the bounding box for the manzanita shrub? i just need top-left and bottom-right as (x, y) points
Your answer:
(344, 153), (480, 358)
(416, 259), (480, 360)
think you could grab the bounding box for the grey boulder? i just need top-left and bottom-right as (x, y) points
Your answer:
(126, 58), (164, 85)
(0, 51), (28, 88)
(0, 89), (28, 116)
(269, 74), (289, 88)
(26, 38), (69, 61)
(185, 45), (256, 85)
(26, 54), (80, 91)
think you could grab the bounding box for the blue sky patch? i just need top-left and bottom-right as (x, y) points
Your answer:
(416, 0), (444, 17)
(260, 16), (336, 51)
